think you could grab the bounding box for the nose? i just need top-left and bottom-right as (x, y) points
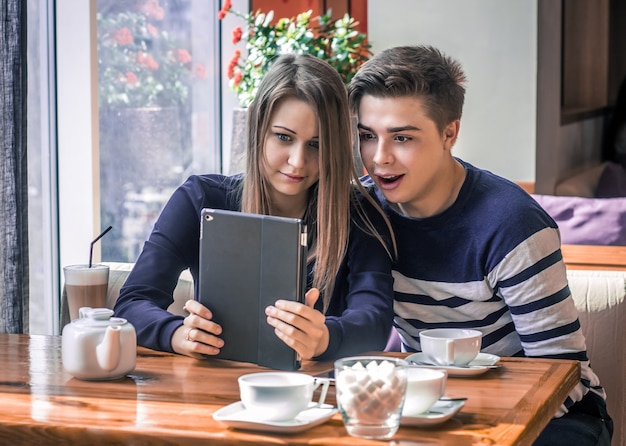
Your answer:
(371, 140), (393, 166)
(288, 143), (307, 168)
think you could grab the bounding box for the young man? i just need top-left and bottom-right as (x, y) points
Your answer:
(349, 45), (612, 445)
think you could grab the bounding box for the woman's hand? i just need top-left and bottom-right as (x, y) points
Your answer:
(265, 288), (329, 359)
(171, 299), (224, 359)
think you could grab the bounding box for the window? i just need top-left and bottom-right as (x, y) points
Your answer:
(28, 0), (223, 334)
(96, 0), (221, 262)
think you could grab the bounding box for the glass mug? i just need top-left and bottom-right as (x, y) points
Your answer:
(334, 356), (408, 439)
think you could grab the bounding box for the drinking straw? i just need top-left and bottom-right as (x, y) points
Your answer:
(89, 226), (113, 268)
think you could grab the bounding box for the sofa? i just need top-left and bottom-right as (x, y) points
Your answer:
(567, 270), (625, 445)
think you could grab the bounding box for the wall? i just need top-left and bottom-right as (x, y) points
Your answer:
(368, 0), (538, 183)
(222, 1), (609, 189)
(367, 0), (610, 192)
(220, 0), (248, 174)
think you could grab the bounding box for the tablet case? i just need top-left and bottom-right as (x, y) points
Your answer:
(198, 208), (307, 370)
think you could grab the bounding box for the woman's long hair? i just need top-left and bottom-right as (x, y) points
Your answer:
(241, 53), (394, 311)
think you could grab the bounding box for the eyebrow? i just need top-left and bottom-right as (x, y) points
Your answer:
(271, 125), (319, 140)
(272, 125), (296, 134)
(357, 123), (420, 133)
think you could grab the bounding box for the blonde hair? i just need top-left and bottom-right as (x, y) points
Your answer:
(241, 53), (395, 310)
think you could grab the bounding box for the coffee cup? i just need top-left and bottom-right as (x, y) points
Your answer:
(238, 372), (330, 421)
(419, 328), (482, 366)
(402, 367), (447, 415)
(64, 264), (109, 321)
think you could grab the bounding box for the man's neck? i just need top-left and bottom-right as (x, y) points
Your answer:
(397, 160), (466, 218)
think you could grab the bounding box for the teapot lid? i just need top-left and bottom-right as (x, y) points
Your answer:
(80, 307), (114, 320)
(74, 307), (128, 326)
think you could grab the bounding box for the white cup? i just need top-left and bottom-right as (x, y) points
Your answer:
(402, 367), (447, 415)
(238, 372), (330, 421)
(419, 328), (482, 366)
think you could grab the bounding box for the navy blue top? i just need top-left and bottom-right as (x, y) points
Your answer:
(363, 159), (605, 415)
(114, 174), (394, 360)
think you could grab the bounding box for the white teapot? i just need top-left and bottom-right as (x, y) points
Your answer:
(62, 307), (137, 380)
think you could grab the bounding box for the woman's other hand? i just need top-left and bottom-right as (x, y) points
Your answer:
(172, 299), (224, 359)
(265, 288), (329, 359)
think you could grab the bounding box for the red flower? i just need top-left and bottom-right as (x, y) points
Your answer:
(232, 26), (242, 44)
(218, 0), (232, 20)
(227, 50), (240, 79)
(146, 23), (158, 37)
(138, 0), (165, 21)
(137, 51), (159, 71)
(175, 49), (192, 64)
(113, 27), (133, 46)
(233, 71), (243, 86)
(194, 64), (206, 79)
(125, 71), (138, 85)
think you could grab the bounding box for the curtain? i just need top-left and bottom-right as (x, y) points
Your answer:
(0, 0), (29, 333)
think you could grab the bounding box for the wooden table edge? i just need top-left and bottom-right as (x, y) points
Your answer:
(493, 358), (580, 446)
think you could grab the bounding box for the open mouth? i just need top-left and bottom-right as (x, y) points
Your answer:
(377, 174), (403, 185)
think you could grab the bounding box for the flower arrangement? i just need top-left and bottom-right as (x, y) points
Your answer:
(218, 0), (371, 107)
(97, 0), (206, 108)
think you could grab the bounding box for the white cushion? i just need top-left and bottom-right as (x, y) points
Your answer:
(568, 269), (626, 443)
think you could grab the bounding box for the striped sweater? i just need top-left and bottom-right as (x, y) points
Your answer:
(366, 159), (605, 417)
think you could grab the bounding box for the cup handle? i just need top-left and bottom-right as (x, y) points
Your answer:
(445, 339), (455, 366)
(312, 378), (331, 407)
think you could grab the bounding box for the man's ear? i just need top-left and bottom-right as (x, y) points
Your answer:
(443, 120), (460, 149)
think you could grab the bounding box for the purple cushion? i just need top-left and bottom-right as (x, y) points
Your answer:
(596, 162), (626, 198)
(531, 194), (626, 246)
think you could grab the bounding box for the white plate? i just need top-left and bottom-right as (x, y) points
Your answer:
(212, 401), (338, 433)
(401, 399), (465, 427)
(405, 352), (501, 377)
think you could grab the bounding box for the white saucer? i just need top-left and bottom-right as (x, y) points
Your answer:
(212, 401), (338, 433)
(405, 352), (501, 377)
(401, 399), (465, 427)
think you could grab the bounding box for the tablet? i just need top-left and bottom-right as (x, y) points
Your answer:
(198, 208), (308, 370)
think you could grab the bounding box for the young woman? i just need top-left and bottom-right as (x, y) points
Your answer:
(114, 53), (396, 361)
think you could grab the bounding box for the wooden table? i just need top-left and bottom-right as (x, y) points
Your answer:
(0, 334), (579, 445)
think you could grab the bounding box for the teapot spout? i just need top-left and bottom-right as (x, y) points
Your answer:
(96, 325), (122, 372)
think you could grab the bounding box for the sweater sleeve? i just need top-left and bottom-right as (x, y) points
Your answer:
(493, 225), (605, 417)
(113, 175), (234, 352)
